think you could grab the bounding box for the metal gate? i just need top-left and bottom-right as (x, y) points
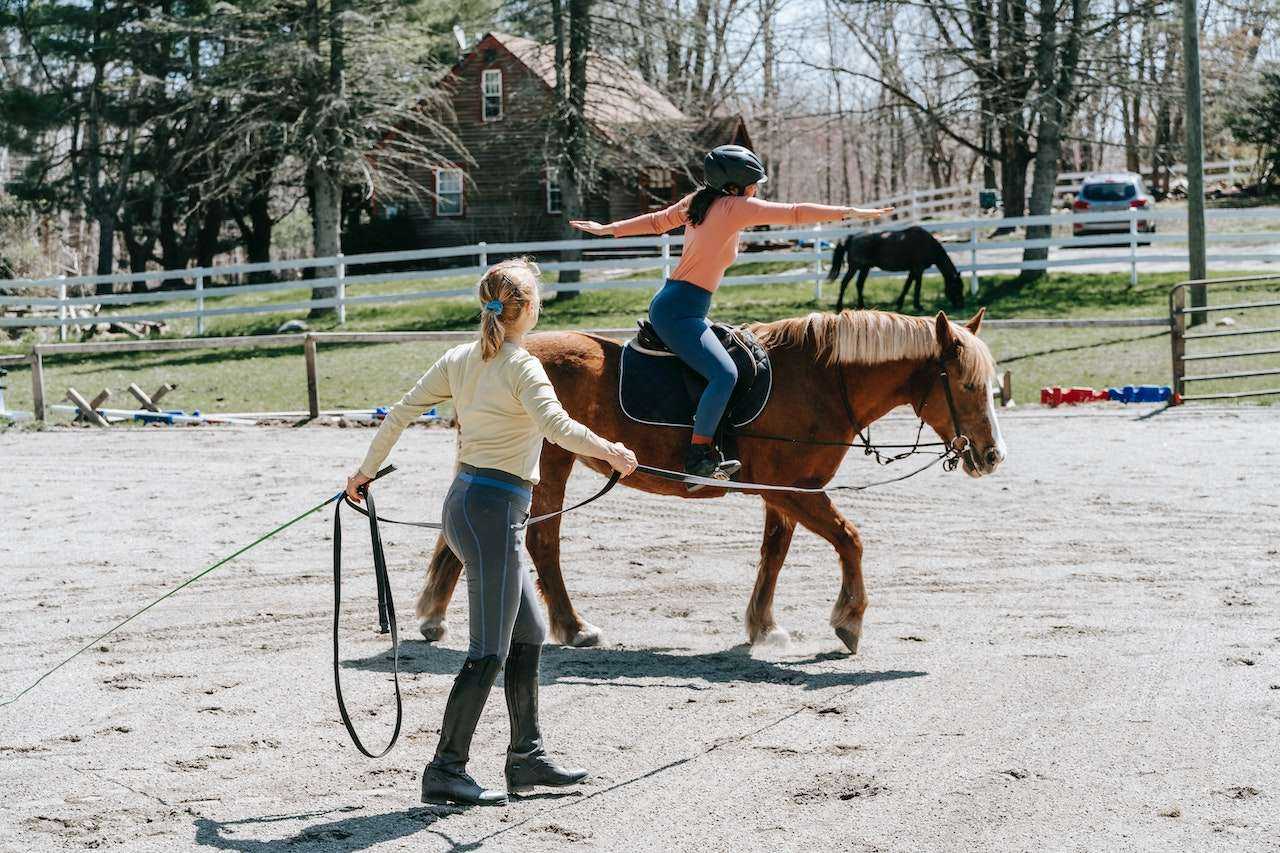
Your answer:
(1170, 274), (1280, 402)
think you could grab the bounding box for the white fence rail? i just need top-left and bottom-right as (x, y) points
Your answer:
(3, 207), (1280, 334)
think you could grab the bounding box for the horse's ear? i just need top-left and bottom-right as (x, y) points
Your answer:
(934, 311), (956, 351)
(965, 306), (986, 335)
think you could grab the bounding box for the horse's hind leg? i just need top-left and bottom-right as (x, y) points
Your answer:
(526, 443), (601, 647)
(855, 268), (870, 309)
(895, 273), (913, 312)
(770, 492), (867, 654)
(745, 501), (797, 646)
(837, 268), (856, 312)
(416, 535), (462, 642)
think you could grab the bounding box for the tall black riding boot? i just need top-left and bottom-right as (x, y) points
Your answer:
(504, 642), (589, 794)
(421, 656), (507, 806)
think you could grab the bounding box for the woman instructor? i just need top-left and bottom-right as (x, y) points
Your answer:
(346, 259), (636, 806)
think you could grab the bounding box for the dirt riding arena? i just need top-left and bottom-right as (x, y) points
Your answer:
(2, 407), (1278, 852)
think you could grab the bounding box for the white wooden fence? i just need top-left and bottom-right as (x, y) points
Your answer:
(3, 206), (1280, 335)
(860, 158), (1255, 219)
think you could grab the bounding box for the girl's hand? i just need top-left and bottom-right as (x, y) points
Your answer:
(570, 220), (613, 237)
(346, 471), (372, 503)
(604, 442), (638, 476)
(845, 206), (894, 221)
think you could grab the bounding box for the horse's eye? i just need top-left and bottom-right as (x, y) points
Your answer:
(963, 383), (978, 392)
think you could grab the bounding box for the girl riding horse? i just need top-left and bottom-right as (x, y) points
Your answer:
(571, 145), (892, 484)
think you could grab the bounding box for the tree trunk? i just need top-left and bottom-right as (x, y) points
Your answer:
(1019, 0), (1083, 285)
(247, 191), (274, 275)
(556, 0), (591, 294)
(309, 164), (342, 313)
(308, 0), (345, 318)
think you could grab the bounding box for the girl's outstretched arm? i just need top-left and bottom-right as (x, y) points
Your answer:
(570, 198), (690, 237)
(728, 198), (893, 229)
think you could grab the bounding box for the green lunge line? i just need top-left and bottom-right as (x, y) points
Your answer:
(0, 492), (343, 709)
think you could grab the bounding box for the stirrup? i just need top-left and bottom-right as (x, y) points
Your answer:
(684, 445), (740, 492)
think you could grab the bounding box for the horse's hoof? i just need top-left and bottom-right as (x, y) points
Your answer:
(419, 617), (447, 643)
(568, 623), (602, 648)
(834, 625), (861, 654)
(756, 626), (791, 646)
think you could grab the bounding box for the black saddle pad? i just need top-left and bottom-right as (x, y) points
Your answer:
(619, 322), (772, 430)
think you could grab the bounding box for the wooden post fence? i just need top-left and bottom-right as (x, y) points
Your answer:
(304, 334), (320, 420)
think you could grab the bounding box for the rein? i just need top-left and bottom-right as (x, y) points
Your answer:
(731, 357), (970, 472)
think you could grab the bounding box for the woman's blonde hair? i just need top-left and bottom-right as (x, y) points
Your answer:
(478, 257), (542, 360)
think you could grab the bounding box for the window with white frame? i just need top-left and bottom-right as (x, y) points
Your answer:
(545, 167), (562, 214)
(482, 69), (502, 121)
(436, 168), (463, 216)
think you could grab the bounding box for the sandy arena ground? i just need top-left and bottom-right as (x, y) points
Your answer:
(1, 407), (1278, 852)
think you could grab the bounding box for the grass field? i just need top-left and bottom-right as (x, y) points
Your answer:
(2, 265), (1276, 421)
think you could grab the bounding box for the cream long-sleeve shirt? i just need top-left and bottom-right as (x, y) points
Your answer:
(359, 340), (611, 484)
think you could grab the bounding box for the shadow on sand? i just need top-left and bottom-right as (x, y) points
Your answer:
(193, 807), (461, 853)
(196, 646), (924, 850)
(342, 640), (926, 693)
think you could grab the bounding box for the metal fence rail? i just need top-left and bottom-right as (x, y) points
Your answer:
(4, 207), (1280, 335)
(1170, 274), (1280, 402)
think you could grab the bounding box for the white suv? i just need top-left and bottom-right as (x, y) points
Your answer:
(1072, 173), (1156, 235)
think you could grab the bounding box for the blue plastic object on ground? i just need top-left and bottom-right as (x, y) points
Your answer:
(1107, 385), (1171, 404)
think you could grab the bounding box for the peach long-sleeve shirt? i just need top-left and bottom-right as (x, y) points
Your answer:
(609, 195), (851, 292)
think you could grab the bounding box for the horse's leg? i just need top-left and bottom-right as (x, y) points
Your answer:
(834, 267), (855, 311)
(415, 535), (462, 642)
(895, 273), (912, 312)
(525, 443), (601, 647)
(745, 501), (797, 645)
(855, 268), (870, 309)
(912, 268), (924, 312)
(770, 492), (867, 654)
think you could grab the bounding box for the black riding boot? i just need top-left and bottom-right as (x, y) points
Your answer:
(683, 443), (741, 492)
(421, 656), (507, 806)
(504, 642), (589, 794)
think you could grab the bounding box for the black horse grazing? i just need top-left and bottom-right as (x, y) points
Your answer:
(828, 226), (966, 312)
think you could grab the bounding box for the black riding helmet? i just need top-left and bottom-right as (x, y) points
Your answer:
(703, 145), (767, 192)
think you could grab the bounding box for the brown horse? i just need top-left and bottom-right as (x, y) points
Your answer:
(413, 308), (1005, 654)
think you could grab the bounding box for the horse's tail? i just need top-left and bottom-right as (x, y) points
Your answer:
(827, 237), (848, 280)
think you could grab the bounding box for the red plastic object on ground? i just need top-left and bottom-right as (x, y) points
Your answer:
(1040, 386), (1110, 407)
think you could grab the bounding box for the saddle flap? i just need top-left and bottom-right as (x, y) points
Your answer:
(619, 323), (773, 431)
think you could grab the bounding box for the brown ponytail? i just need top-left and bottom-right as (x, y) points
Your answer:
(477, 257), (542, 360)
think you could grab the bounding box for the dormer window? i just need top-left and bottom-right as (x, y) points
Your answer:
(482, 69), (502, 121)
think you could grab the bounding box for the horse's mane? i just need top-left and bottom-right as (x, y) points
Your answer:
(751, 310), (995, 384)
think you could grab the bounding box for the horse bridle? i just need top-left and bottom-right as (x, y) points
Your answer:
(832, 352), (972, 473)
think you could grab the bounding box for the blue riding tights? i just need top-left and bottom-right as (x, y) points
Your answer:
(441, 464), (547, 660)
(648, 279), (738, 439)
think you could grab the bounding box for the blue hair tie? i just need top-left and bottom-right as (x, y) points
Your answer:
(483, 299), (504, 313)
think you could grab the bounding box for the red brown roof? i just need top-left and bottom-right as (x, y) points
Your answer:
(486, 32), (687, 127)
